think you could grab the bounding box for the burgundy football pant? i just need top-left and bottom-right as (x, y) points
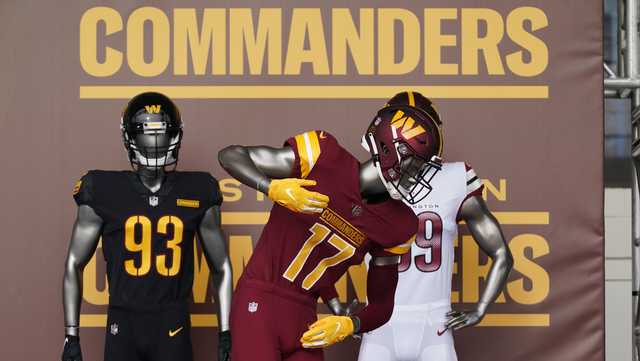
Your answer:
(231, 278), (323, 361)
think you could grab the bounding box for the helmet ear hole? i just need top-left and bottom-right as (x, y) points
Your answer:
(380, 142), (389, 155)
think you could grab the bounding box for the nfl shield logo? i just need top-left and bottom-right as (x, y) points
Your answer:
(110, 323), (119, 336)
(248, 302), (258, 313)
(149, 196), (159, 207)
(351, 204), (363, 217)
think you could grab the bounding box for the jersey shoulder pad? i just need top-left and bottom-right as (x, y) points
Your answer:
(204, 173), (223, 207)
(72, 170), (125, 207)
(72, 170), (99, 206)
(463, 162), (484, 197)
(177, 171), (223, 208)
(284, 130), (338, 178)
(454, 162), (485, 221)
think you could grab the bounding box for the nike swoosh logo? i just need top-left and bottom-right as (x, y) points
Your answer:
(285, 189), (296, 201)
(437, 328), (447, 336)
(169, 326), (184, 337)
(319, 131), (327, 139)
(333, 322), (341, 339)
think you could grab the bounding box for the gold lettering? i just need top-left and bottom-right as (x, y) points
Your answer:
(378, 8), (420, 75)
(424, 8), (459, 75)
(127, 7), (170, 77)
(482, 179), (507, 201)
(220, 178), (242, 202)
(506, 7), (549, 77)
(461, 9), (505, 75)
(79, 7), (123, 77)
(451, 236), (459, 303)
(192, 239), (210, 303)
(82, 240), (109, 305)
(461, 235), (506, 303)
(332, 8), (374, 75)
(173, 9), (226, 75)
(507, 234), (550, 304)
(284, 9), (330, 75)
(230, 8), (282, 75)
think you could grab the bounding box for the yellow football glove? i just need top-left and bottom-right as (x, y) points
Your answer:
(300, 316), (354, 348)
(267, 178), (329, 214)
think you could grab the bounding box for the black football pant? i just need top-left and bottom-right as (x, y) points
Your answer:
(104, 303), (193, 361)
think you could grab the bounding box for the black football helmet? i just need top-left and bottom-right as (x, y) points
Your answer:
(120, 92), (183, 171)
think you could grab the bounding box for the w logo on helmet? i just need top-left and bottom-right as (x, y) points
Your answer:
(145, 105), (162, 114)
(390, 110), (426, 140)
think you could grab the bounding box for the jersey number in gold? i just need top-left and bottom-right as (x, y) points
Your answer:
(283, 223), (356, 290)
(124, 215), (184, 277)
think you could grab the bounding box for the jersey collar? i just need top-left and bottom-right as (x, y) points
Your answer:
(127, 171), (177, 196)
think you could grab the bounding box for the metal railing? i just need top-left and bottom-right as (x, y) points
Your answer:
(604, 1), (640, 359)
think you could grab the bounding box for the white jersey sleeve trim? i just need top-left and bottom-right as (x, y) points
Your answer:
(465, 165), (483, 196)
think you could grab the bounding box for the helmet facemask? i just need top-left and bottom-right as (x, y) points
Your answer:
(121, 110), (182, 173)
(391, 145), (442, 204)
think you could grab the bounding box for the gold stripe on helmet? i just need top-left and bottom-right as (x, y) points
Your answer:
(408, 91), (415, 107)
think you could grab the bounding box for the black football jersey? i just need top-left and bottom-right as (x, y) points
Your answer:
(73, 170), (222, 310)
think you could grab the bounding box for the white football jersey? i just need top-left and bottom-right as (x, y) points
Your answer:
(394, 162), (483, 306)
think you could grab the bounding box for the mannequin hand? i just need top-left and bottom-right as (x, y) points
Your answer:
(218, 331), (231, 361)
(61, 335), (82, 361)
(327, 298), (360, 316)
(300, 316), (354, 348)
(268, 179), (329, 214)
(444, 309), (485, 331)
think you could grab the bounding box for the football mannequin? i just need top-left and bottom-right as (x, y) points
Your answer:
(358, 92), (514, 361)
(217, 101), (443, 361)
(61, 92), (233, 361)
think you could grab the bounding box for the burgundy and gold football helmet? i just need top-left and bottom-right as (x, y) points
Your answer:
(362, 91), (443, 204)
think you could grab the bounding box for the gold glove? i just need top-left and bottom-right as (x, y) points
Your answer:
(267, 178), (329, 214)
(300, 316), (354, 348)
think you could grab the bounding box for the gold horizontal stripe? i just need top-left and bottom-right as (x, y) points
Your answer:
(79, 314), (107, 327)
(477, 313), (550, 327)
(220, 211), (549, 226)
(483, 212), (549, 225)
(191, 314), (219, 327)
(221, 212), (270, 225)
(80, 85), (549, 100)
(82, 313), (548, 328)
(80, 314), (219, 328)
(177, 199), (200, 208)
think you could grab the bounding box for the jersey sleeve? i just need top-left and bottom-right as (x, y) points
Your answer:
(464, 163), (484, 198)
(370, 234), (415, 257)
(72, 172), (94, 207)
(456, 163), (485, 221)
(367, 199), (418, 257)
(354, 259), (398, 333)
(284, 130), (334, 179)
(204, 174), (223, 208)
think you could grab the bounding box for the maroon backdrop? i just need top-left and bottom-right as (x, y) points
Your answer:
(0, 1), (603, 360)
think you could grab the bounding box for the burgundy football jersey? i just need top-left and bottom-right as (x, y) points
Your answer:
(242, 130), (417, 300)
